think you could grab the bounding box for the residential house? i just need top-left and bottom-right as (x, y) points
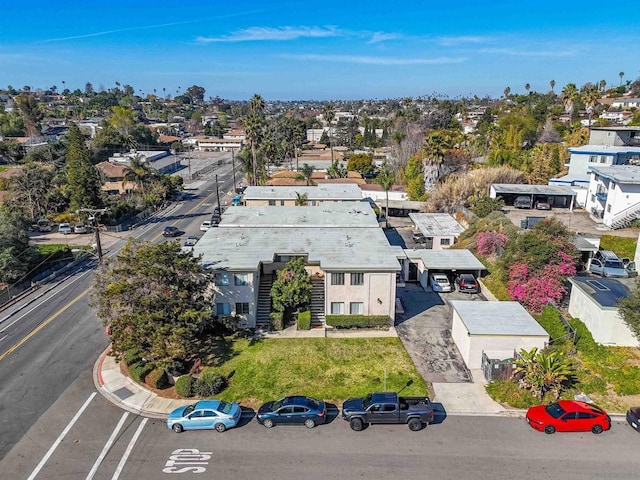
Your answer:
(243, 184), (363, 206)
(192, 135), (243, 152)
(409, 213), (465, 249)
(401, 249), (485, 289)
(95, 162), (136, 194)
(191, 202), (404, 328)
(265, 170), (366, 187)
(584, 165), (640, 228)
(490, 184), (577, 209)
(611, 98), (640, 110)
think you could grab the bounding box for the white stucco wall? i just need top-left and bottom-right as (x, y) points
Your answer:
(212, 270), (258, 328)
(325, 271), (396, 318)
(568, 286), (639, 346)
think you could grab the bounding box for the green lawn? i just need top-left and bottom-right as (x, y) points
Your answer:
(599, 235), (637, 260)
(200, 337), (428, 406)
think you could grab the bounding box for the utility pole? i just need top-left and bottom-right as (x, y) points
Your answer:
(78, 208), (107, 263)
(215, 174), (221, 210)
(231, 148), (237, 193)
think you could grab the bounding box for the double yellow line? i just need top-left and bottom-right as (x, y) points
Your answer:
(0, 289), (89, 362)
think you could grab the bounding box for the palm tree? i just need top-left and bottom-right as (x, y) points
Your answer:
(297, 163), (314, 185)
(549, 79), (555, 92)
(619, 71), (625, 86)
(515, 348), (575, 401)
(525, 83), (531, 94)
(582, 85), (600, 134)
(243, 113), (263, 186)
(123, 156), (158, 195)
(599, 79), (607, 92)
(323, 103), (335, 163)
(376, 162), (395, 229)
(294, 192), (308, 206)
(503, 86), (511, 99)
(560, 83), (579, 123)
(422, 129), (455, 191)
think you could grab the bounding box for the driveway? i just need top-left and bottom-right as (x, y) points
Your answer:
(396, 283), (486, 384)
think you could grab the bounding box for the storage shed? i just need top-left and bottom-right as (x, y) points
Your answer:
(450, 301), (549, 369)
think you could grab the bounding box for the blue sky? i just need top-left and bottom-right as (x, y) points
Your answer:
(1, 0), (638, 101)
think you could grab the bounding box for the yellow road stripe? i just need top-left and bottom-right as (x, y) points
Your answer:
(0, 289), (89, 362)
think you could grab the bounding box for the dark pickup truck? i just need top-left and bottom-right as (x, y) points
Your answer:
(341, 392), (434, 431)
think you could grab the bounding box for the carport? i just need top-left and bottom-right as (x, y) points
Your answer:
(490, 183), (576, 211)
(402, 249), (486, 289)
(450, 301), (549, 369)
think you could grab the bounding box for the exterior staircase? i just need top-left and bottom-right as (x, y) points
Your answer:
(256, 275), (273, 328)
(310, 277), (325, 327)
(608, 202), (640, 230)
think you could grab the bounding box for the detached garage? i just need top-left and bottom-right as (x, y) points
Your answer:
(451, 301), (549, 369)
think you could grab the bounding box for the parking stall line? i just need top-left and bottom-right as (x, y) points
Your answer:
(27, 392), (97, 480)
(85, 411), (130, 480)
(111, 417), (148, 480)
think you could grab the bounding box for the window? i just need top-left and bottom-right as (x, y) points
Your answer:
(216, 303), (231, 315)
(440, 238), (451, 246)
(590, 194), (596, 202)
(330, 302), (344, 314)
(268, 200), (276, 206)
(293, 406), (308, 413)
(214, 273), (230, 286)
(577, 412), (596, 419)
(600, 155), (607, 163)
(235, 302), (250, 314)
(369, 404), (381, 412)
(382, 404), (397, 412)
(280, 200), (285, 206)
(203, 411), (217, 417)
(350, 273), (364, 285)
(331, 273), (345, 285)
(234, 273), (249, 286)
(607, 205), (612, 213)
(350, 302), (364, 315)
(589, 155), (598, 163)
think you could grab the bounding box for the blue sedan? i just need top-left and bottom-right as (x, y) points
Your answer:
(167, 400), (241, 433)
(257, 396), (326, 428)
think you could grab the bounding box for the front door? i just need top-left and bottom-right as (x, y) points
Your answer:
(408, 263), (418, 282)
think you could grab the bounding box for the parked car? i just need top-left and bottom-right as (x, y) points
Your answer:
(184, 236), (199, 247)
(535, 201), (552, 210)
(213, 205), (223, 215)
(200, 221), (212, 231)
(429, 273), (452, 292)
(58, 222), (72, 234)
(163, 226), (180, 237)
(454, 273), (480, 294)
(37, 219), (53, 232)
(211, 213), (222, 226)
(341, 392), (434, 431)
(167, 400), (242, 433)
(257, 396), (327, 429)
(514, 196), (533, 209)
(622, 258), (638, 277)
(525, 400), (611, 435)
(74, 223), (88, 234)
(626, 406), (640, 432)
(412, 232), (426, 244)
(231, 195), (243, 206)
(588, 250), (628, 278)
(235, 184), (246, 194)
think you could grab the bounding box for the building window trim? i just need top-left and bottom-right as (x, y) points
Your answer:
(216, 302), (231, 315)
(235, 302), (250, 315)
(350, 272), (364, 286)
(234, 273), (249, 286)
(331, 273), (345, 285)
(214, 273), (230, 286)
(349, 302), (364, 315)
(330, 302), (345, 315)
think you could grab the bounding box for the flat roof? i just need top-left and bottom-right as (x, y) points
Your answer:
(243, 184), (362, 201)
(219, 203), (379, 228)
(194, 226), (403, 271)
(588, 165), (640, 184)
(404, 249), (486, 271)
(451, 301), (549, 337)
(568, 145), (640, 154)
(491, 184), (577, 196)
(568, 277), (630, 308)
(372, 199), (423, 211)
(409, 213), (465, 237)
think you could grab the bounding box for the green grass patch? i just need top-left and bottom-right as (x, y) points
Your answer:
(479, 273), (510, 300)
(534, 306), (570, 342)
(599, 235), (637, 260)
(200, 337), (428, 406)
(34, 244), (72, 256)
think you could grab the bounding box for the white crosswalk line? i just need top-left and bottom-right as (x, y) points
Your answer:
(111, 417), (148, 480)
(85, 412), (130, 480)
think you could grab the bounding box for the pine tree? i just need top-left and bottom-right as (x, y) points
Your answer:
(66, 125), (103, 210)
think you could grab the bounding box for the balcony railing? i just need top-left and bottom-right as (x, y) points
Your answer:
(595, 192), (608, 201)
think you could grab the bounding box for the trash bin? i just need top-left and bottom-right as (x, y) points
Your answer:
(520, 219), (528, 229)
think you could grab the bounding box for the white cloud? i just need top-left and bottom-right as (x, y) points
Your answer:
(368, 32), (401, 44)
(478, 47), (577, 57)
(280, 53), (466, 65)
(437, 35), (491, 46)
(196, 26), (341, 43)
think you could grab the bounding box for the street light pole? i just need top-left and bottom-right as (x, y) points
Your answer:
(78, 208), (107, 264)
(215, 174), (221, 209)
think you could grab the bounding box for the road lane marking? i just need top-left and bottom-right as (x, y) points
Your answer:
(0, 289), (89, 361)
(86, 412), (130, 480)
(27, 393), (97, 480)
(111, 417), (148, 480)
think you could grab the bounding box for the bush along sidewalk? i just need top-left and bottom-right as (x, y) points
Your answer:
(325, 315), (391, 329)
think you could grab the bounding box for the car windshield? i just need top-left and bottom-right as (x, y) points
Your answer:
(437, 278), (448, 284)
(272, 398), (285, 411)
(588, 405), (605, 415)
(306, 398), (320, 410)
(545, 402), (566, 419)
(218, 401), (233, 414)
(183, 404), (196, 416)
(605, 260), (624, 268)
(362, 394), (373, 409)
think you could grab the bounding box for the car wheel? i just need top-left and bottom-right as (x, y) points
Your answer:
(215, 423), (227, 433)
(349, 418), (364, 431)
(544, 425), (556, 434)
(172, 424), (183, 433)
(263, 418), (274, 429)
(407, 418), (424, 431)
(304, 419), (316, 429)
(591, 424), (604, 434)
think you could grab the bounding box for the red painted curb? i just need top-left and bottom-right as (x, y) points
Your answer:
(97, 347), (110, 386)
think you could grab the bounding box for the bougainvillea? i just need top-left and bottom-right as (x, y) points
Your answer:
(476, 231), (509, 256)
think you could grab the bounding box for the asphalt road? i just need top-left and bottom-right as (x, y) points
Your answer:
(0, 161), (237, 461)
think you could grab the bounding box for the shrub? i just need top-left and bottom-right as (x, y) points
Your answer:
(195, 370), (228, 397)
(145, 368), (170, 389)
(269, 311), (284, 331)
(534, 306), (569, 342)
(297, 310), (311, 330)
(129, 362), (153, 383)
(476, 231), (508, 256)
(485, 379), (541, 409)
(175, 375), (194, 397)
(124, 348), (142, 366)
(325, 315), (390, 329)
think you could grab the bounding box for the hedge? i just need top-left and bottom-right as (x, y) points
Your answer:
(145, 368), (170, 389)
(325, 315), (390, 329)
(269, 311), (284, 331)
(297, 310), (311, 330)
(129, 362), (154, 383)
(124, 348), (142, 366)
(195, 370), (228, 397)
(175, 375), (194, 397)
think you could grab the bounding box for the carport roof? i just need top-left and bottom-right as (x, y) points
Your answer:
(451, 301), (549, 337)
(568, 277), (630, 308)
(491, 184), (577, 196)
(404, 248), (485, 271)
(409, 213), (465, 237)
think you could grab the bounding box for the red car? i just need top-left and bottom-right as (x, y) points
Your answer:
(526, 400), (610, 434)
